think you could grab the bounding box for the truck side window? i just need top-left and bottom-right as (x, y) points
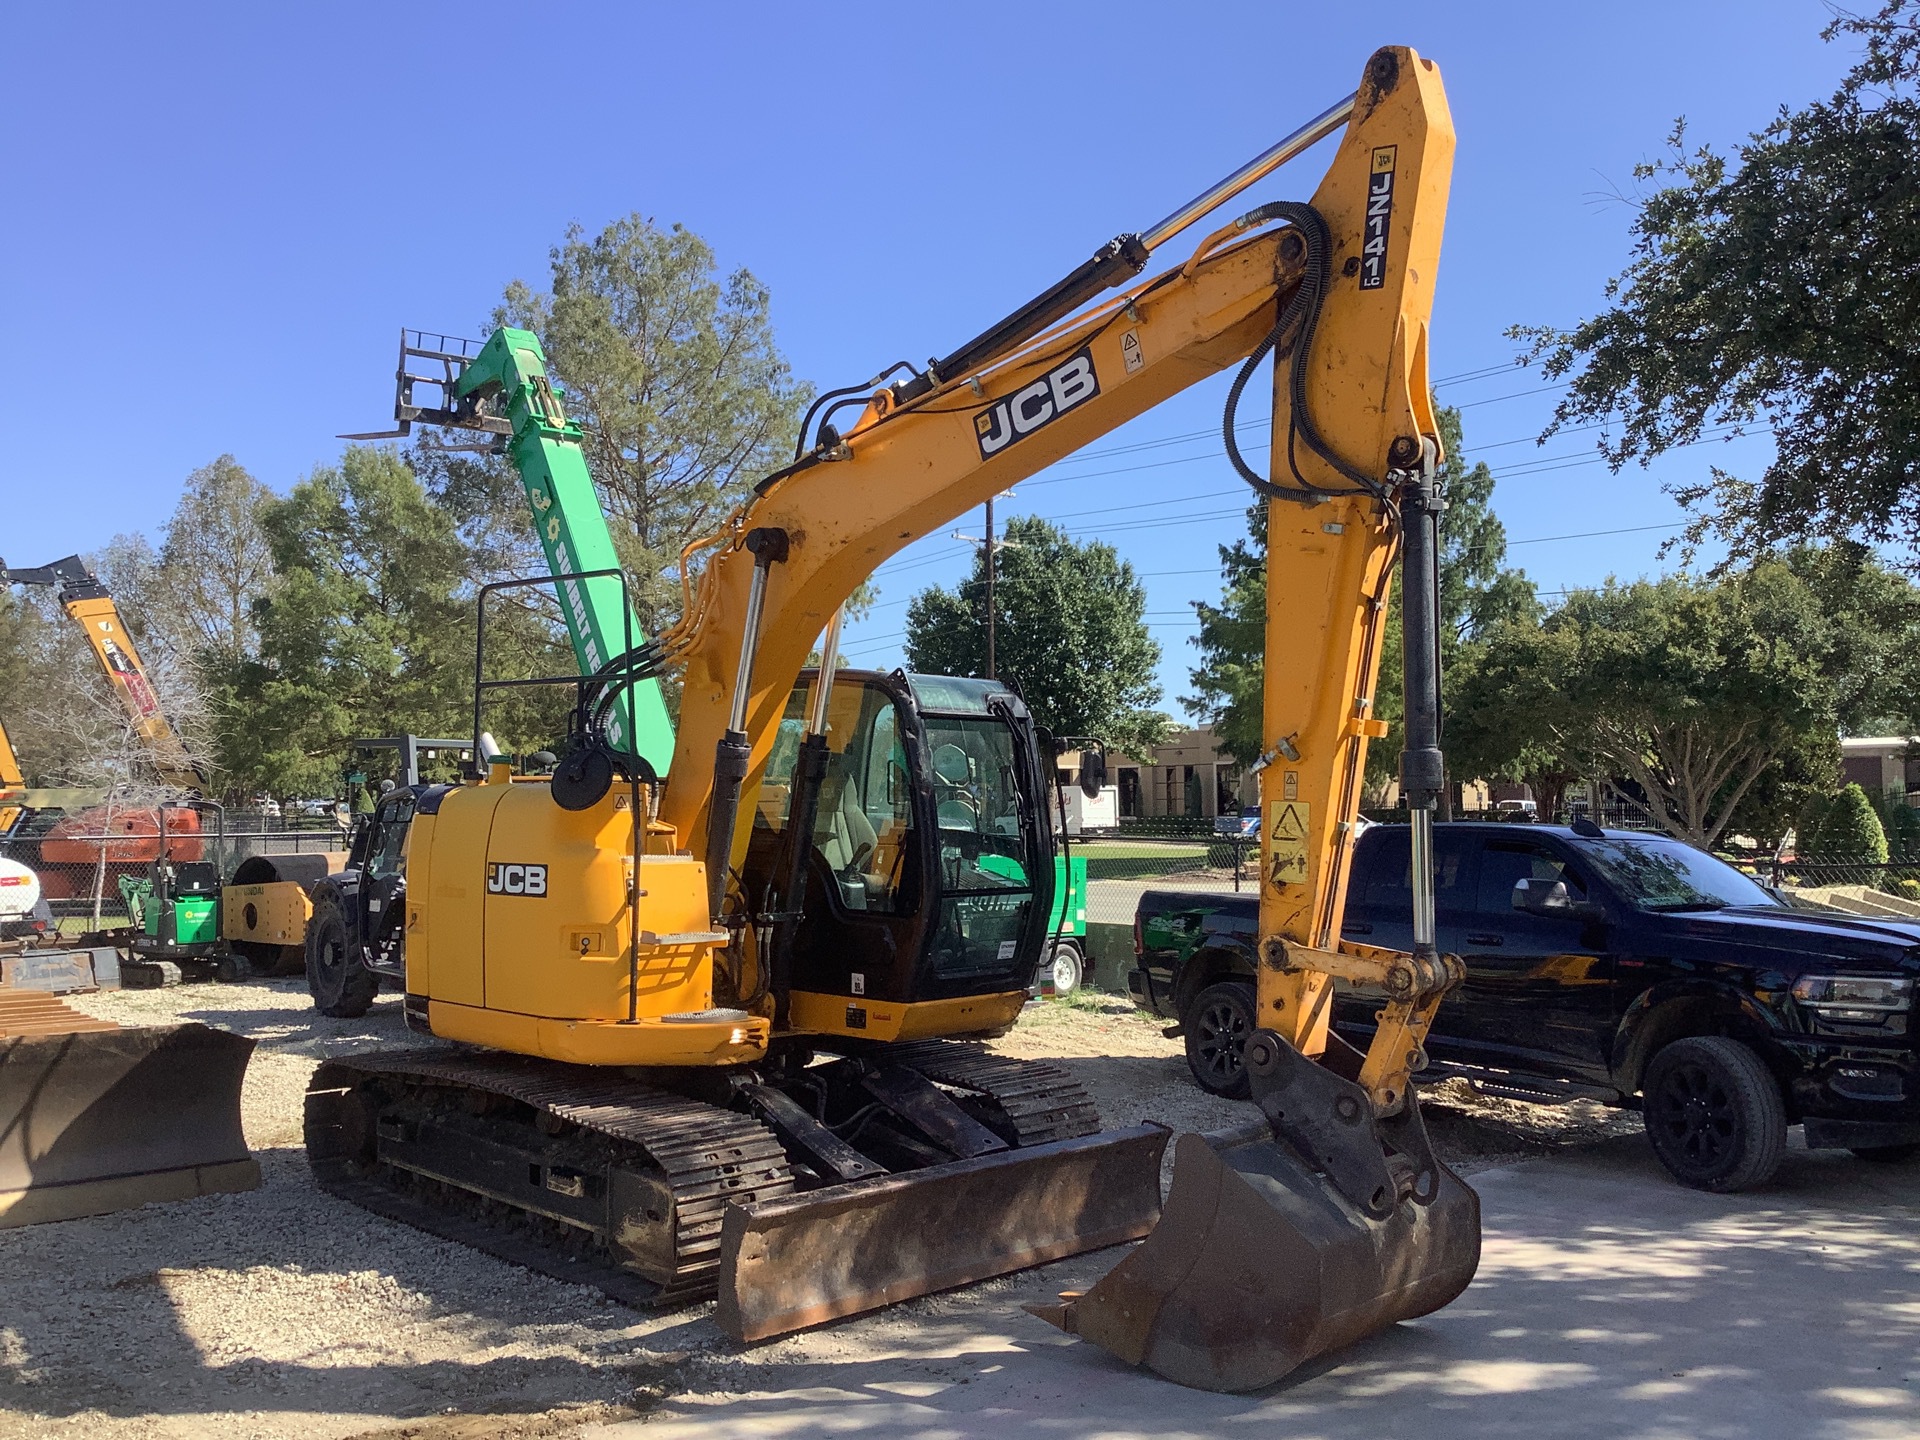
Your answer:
(1477, 840), (1586, 915)
(1362, 830), (1476, 911)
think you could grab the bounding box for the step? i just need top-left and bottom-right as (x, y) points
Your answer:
(0, 985), (118, 1039)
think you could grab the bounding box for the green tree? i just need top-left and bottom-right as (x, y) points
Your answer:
(1456, 557), (1903, 848)
(1451, 549), (1916, 843)
(153, 456), (277, 668)
(497, 216), (809, 632)
(1184, 405), (1536, 786)
(93, 458), (277, 797)
(1516, 3), (1920, 558)
(1801, 782), (1890, 864)
(237, 447), (472, 796)
(904, 515), (1170, 756)
(1724, 730), (1841, 852)
(1443, 623), (1587, 822)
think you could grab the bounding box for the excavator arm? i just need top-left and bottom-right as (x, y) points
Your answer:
(0, 557), (204, 794)
(658, 47), (1451, 1100)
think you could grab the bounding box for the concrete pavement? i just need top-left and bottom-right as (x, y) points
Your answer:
(597, 1135), (1920, 1439)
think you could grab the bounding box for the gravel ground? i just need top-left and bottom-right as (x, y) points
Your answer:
(0, 979), (1634, 1439)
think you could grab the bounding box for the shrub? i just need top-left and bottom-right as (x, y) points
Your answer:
(1886, 802), (1920, 863)
(1800, 783), (1889, 864)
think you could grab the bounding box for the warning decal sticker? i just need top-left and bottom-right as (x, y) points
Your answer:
(1268, 800), (1310, 889)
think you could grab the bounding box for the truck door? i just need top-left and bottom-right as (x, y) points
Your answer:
(1453, 835), (1613, 1080)
(1335, 827), (1478, 1062)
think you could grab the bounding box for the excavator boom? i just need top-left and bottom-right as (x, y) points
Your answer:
(0, 556), (203, 794)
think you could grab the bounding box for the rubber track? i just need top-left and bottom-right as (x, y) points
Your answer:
(887, 1040), (1101, 1147)
(311, 1050), (793, 1303)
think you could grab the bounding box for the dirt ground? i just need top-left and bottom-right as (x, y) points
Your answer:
(0, 980), (1635, 1439)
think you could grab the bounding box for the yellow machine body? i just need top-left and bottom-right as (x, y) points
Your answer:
(223, 881), (315, 949)
(401, 774), (765, 1065)
(402, 771), (1031, 1060)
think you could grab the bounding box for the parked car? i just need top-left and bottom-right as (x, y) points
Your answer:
(1493, 798), (1538, 819)
(1213, 805), (1261, 838)
(1129, 822), (1920, 1192)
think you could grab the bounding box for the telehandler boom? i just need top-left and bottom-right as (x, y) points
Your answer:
(306, 44), (1475, 1384)
(342, 327), (676, 777)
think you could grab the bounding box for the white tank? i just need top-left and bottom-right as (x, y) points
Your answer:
(0, 856), (43, 920)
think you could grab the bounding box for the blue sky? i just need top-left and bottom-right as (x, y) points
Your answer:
(4, 1), (1850, 714)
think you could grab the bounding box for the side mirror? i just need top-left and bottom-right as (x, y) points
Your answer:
(1513, 877), (1600, 920)
(1080, 747), (1108, 800)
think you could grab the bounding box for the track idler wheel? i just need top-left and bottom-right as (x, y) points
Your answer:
(1028, 1029), (1481, 1392)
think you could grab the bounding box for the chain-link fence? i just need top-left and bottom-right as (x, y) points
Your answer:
(1070, 832), (1258, 885)
(8, 824), (353, 939)
(1740, 855), (1920, 905)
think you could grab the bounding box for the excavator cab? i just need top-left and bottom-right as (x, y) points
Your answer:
(744, 670), (1056, 1010)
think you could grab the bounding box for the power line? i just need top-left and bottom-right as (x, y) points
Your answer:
(1452, 383), (1569, 410)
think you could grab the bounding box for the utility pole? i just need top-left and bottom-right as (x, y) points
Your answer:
(950, 491), (1020, 683)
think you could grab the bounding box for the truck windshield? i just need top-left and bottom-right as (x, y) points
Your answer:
(1579, 837), (1779, 912)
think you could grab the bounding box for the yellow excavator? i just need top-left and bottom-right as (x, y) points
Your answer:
(306, 44), (1476, 1388)
(0, 556), (205, 795)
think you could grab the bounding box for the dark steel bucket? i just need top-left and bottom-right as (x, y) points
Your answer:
(719, 1123), (1169, 1342)
(1030, 1125), (1480, 1392)
(0, 1021), (258, 1226)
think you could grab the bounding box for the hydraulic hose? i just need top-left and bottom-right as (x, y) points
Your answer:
(1220, 201), (1392, 508)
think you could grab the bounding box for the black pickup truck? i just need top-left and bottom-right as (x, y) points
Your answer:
(1130, 822), (1920, 1192)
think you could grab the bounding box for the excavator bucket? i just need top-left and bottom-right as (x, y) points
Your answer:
(719, 1123), (1170, 1342)
(0, 1000), (258, 1227)
(1030, 1029), (1480, 1392)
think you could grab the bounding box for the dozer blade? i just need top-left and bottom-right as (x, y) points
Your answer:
(1031, 1125), (1480, 1392)
(0, 1020), (258, 1227)
(718, 1122), (1168, 1342)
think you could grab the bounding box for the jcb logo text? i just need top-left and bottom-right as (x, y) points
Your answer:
(487, 862), (548, 897)
(973, 347), (1100, 459)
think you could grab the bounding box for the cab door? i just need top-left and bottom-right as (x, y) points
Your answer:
(359, 789), (416, 974)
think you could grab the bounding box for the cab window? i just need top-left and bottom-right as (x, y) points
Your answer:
(760, 678), (916, 915)
(1360, 829), (1476, 912)
(367, 794), (415, 879)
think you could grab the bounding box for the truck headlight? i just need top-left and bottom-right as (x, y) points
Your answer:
(1792, 974), (1913, 1017)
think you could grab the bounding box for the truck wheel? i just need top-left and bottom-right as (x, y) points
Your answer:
(1851, 1143), (1920, 1164)
(1184, 981), (1256, 1099)
(306, 891), (379, 1019)
(1642, 1035), (1786, 1192)
(1050, 942), (1085, 996)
